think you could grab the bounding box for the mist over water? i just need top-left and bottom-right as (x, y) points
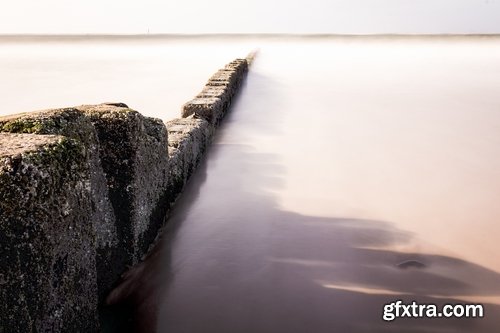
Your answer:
(3, 36), (500, 331)
(0, 37), (254, 119)
(252, 37), (500, 274)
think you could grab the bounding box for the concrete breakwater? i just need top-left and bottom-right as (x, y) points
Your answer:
(0, 54), (253, 332)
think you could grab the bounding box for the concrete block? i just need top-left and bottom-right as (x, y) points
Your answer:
(181, 97), (224, 124)
(0, 107), (119, 301)
(81, 104), (169, 264)
(0, 133), (99, 332)
(166, 118), (213, 203)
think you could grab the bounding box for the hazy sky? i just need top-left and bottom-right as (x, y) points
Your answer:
(1, 0), (499, 34)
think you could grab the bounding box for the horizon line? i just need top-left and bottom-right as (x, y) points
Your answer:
(1, 33), (500, 38)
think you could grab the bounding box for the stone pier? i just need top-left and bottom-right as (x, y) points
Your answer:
(0, 53), (253, 331)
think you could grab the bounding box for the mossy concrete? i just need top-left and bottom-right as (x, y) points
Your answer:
(0, 107), (119, 301)
(0, 133), (98, 332)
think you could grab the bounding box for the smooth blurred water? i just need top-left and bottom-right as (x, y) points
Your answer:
(3, 36), (500, 332)
(109, 36), (500, 333)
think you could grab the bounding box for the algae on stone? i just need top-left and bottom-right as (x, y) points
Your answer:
(0, 107), (119, 301)
(0, 133), (98, 332)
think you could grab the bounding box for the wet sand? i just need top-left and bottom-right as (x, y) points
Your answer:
(103, 37), (500, 332)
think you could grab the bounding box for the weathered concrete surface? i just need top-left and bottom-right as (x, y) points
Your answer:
(224, 58), (249, 77)
(182, 58), (249, 126)
(166, 117), (213, 202)
(197, 85), (231, 103)
(80, 104), (169, 265)
(181, 97), (224, 124)
(0, 133), (98, 332)
(207, 69), (240, 88)
(0, 103), (171, 305)
(0, 107), (118, 301)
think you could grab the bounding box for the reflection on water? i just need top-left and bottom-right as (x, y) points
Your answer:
(3, 36), (500, 332)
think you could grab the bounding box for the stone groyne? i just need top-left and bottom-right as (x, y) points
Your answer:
(0, 54), (254, 332)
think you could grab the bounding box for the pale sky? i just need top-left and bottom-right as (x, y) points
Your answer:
(0, 0), (499, 34)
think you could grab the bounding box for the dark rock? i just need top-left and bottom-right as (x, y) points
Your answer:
(0, 108), (118, 301)
(396, 260), (427, 269)
(0, 133), (99, 332)
(80, 104), (169, 264)
(102, 102), (129, 108)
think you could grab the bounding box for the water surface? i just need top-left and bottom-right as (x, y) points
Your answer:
(109, 36), (500, 332)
